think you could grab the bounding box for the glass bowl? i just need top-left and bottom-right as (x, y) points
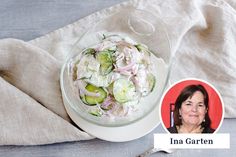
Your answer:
(60, 8), (171, 127)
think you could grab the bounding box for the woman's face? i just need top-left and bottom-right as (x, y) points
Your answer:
(179, 91), (207, 127)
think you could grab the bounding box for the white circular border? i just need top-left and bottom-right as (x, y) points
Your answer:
(158, 78), (225, 134)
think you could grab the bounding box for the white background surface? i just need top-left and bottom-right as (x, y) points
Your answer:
(0, 0), (235, 156)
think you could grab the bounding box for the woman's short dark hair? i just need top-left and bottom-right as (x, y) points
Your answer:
(173, 84), (211, 129)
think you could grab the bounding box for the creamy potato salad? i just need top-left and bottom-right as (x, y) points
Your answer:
(69, 33), (156, 118)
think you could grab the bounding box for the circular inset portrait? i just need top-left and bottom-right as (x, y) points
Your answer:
(160, 78), (224, 134)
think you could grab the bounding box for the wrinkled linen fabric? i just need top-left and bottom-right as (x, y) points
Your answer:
(0, 0), (235, 145)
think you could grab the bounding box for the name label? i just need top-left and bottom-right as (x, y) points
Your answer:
(154, 134), (230, 149)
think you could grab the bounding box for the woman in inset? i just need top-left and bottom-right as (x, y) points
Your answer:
(168, 84), (215, 133)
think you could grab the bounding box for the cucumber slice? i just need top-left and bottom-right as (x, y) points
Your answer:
(89, 109), (102, 117)
(113, 78), (136, 103)
(97, 50), (114, 75)
(80, 95), (89, 105)
(83, 48), (96, 56)
(135, 44), (151, 56)
(84, 84), (107, 105)
(147, 73), (156, 92)
(72, 65), (78, 81)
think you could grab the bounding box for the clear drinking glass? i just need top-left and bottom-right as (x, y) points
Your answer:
(60, 8), (171, 127)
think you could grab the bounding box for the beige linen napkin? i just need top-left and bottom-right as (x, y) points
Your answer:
(1, 0), (236, 145)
